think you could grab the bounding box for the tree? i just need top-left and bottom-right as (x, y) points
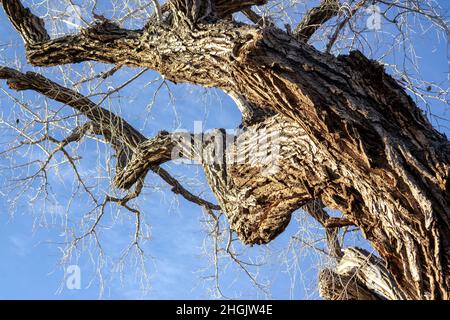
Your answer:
(0, 0), (449, 299)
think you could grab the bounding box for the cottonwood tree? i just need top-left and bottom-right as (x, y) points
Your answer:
(0, 0), (449, 299)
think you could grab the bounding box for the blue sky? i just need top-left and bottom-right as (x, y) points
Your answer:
(0, 0), (448, 299)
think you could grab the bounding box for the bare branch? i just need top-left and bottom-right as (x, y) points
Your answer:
(1, 0), (50, 44)
(295, 0), (340, 42)
(242, 8), (273, 27)
(214, 0), (268, 19)
(303, 199), (347, 259)
(0, 66), (221, 211)
(155, 167), (221, 210)
(169, 0), (268, 23)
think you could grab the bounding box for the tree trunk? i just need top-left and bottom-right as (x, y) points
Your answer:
(1, 0), (449, 299)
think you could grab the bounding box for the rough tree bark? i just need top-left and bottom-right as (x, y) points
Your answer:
(1, 0), (449, 299)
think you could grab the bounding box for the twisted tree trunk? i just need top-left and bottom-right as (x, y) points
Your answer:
(1, 0), (449, 299)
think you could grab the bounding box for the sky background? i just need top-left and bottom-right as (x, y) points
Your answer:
(0, 0), (448, 299)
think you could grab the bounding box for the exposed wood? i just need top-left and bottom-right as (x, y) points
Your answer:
(319, 269), (381, 300)
(320, 247), (407, 300)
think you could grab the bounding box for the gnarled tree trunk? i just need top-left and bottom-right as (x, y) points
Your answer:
(1, 0), (449, 299)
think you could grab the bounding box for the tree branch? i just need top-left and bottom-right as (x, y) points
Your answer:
(303, 199), (347, 259)
(0, 66), (221, 211)
(1, 0), (50, 44)
(169, 0), (268, 23)
(214, 0), (268, 18)
(325, 0), (368, 52)
(3, 0), (450, 296)
(295, 0), (340, 42)
(155, 166), (221, 210)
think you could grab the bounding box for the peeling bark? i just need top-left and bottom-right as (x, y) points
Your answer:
(320, 247), (407, 300)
